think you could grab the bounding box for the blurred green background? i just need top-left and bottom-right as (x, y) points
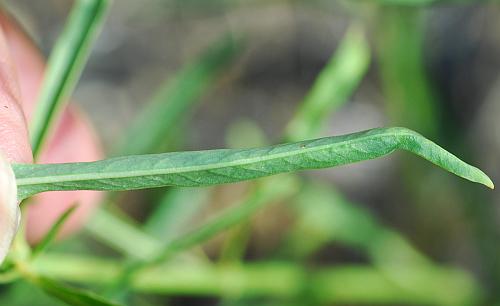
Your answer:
(2, 0), (500, 305)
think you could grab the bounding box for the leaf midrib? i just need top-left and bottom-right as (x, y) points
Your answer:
(16, 130), (403, 187)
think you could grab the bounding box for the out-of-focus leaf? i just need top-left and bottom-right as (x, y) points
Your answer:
(107, 176), (297, 297)
(143, 188), (210, 242)
(0, 280), (66, 306)
(225, 119), (268, 148)
(285, 25), (370, 141)
(285, 182), (482, 305)
(152, 175), (298, 262)
(287, 183), (433, 264)
(32, 276), (121, 306)
(376, 7), (438, 137)
(115, 34), (242, 155)
(32, 205), (78, 258)
(85, 208), (160, 260)
(30, 0), (109, 157)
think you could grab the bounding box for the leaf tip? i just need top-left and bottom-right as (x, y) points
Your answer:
(486, 179), (494, 190)
(477, 170), (494, 190)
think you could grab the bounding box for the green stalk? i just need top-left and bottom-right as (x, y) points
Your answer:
(285, 25), (370, 141)
(32, 254), (480, 305)
(376, 6), (438, 137)
(30, 0), (109, 158)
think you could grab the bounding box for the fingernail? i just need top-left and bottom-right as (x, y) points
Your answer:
(0, 149), (19, 264)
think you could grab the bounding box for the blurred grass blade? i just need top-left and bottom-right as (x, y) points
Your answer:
(143, 188), (210, 241)
(33, 276), (121, 306)
(85, 34), (241, 268)
(31, 205), (78, 258)
(105, 176), (296, 295)
(285, 25), (370, 141)
(14, 127), (493, 200)
(286, 182), (482, 304)
(104, 34), (241, 258)
(33, 254), (481, 305)
(376, 7), (438, 137)
(30, 0), (109, 158)
(287, 183), (429, 264)
(219, 221), (252, 263)
(153, 176), (297, 262)
(115, 34), (242, 155)
(86, 208), (160, 260)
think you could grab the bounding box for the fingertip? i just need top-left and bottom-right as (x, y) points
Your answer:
(0, 17), (32, 164)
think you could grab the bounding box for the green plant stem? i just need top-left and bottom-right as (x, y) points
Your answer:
(153, 176), (297, 263)
(31, 253), (479, 305)
(107, 176), (297, 294)
(81, 33), (240, 264)
(284, 183), (483, 304)
(83, 23), (366, 267)
(376, 6), (438, 137)
(143, 188), (210, 241)
(30, 0), (109, 158)
(285, 25), (370, 141)
(86, 208), (162, 260)
(31, 205), (77, 258)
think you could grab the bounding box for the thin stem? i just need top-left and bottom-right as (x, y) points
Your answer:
(30, 0), (109, 158)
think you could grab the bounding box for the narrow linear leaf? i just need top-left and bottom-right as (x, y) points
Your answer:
(33, 276), (121, 306)
(30, 0), (109, 157)
(32, 205), (78, 258)
(14, 127), (493, 200)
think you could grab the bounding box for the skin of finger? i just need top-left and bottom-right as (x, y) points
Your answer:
(0, 11), (104, 242)
(0, 16), (32, 164)
(0, 152), (19, 263)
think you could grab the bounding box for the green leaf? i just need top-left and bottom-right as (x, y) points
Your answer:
(32, 276), (121, 306)
(285, 25), (370, 141)
(31, 205), (78, 258)
(14, 127), (493, 200)
(30, 0), (109, 158)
